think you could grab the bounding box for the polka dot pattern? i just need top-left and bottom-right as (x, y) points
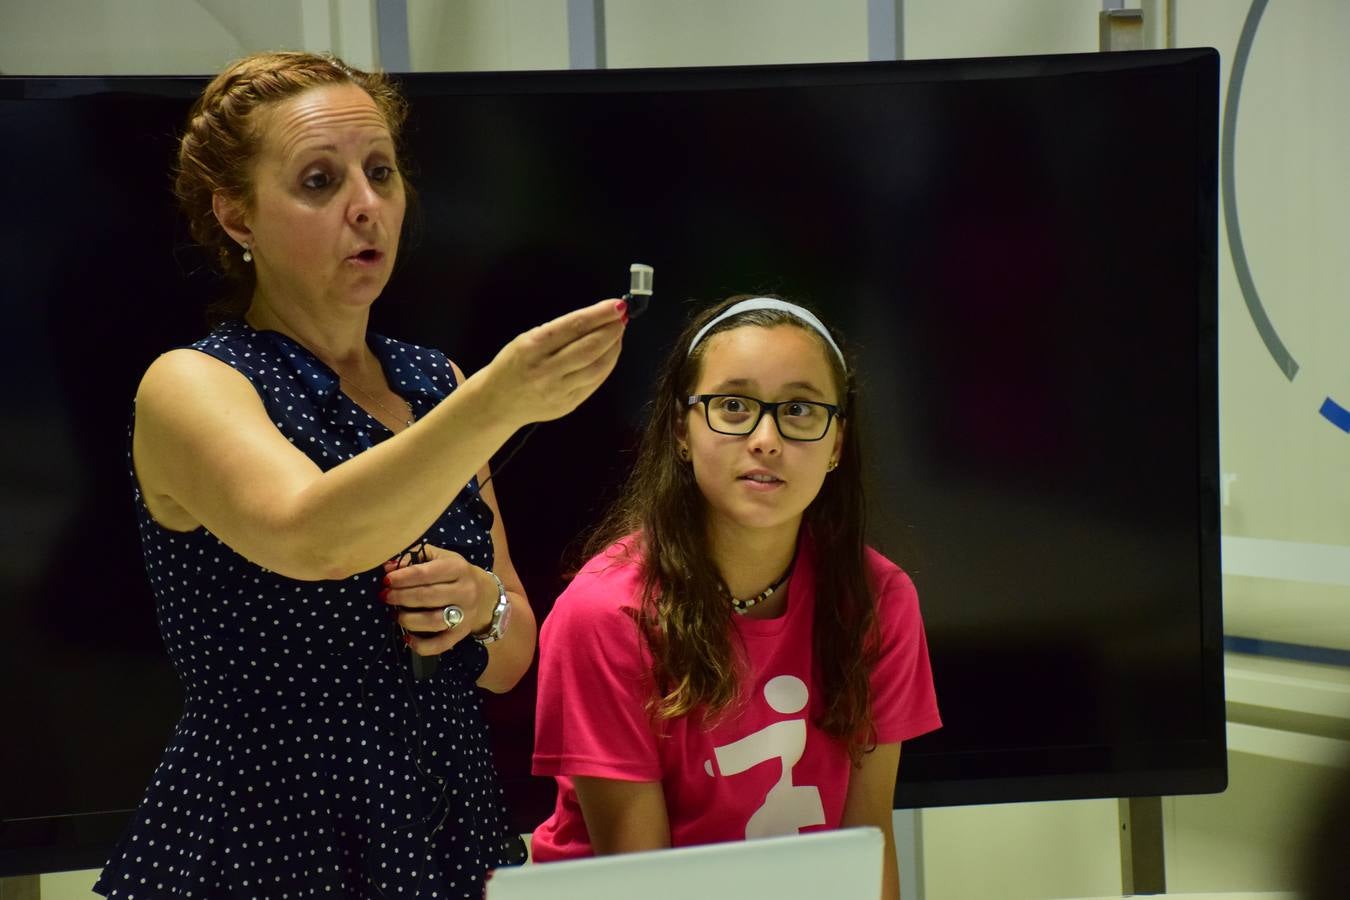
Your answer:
(95, 321), (526, 898)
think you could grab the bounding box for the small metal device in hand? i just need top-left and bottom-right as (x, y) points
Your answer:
(624, 263), (654, 319)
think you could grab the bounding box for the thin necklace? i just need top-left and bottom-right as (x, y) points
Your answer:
(725, 560), (794, 615)
(241, 313), (414, 429)
(340, 373), (414, 429)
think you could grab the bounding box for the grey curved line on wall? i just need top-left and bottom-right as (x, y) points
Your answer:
(1223, 0), (1298, 380)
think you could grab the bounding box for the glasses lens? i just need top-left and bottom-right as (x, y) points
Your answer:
(776, 401), (831, 440)
(706, 395), (762, 434)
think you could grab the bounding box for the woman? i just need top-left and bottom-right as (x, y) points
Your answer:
(94, 52), (626, 898)
(530, 297), (940, 899)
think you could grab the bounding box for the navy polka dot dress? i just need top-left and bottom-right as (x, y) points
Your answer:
(95, 320), (527, 899)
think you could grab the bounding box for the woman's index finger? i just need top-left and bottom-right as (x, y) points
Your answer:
(535, 298), (626, 354)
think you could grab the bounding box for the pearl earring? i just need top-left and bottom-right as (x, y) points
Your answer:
(827, 459), (838, 471)
(241, 243), (253, 263)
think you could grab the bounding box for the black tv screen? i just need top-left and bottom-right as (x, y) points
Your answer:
(0, 48), (1223, 876)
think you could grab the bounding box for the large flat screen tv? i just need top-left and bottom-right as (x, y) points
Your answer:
(0, 47), (1223, 876)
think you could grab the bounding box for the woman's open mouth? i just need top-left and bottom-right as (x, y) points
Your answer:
(347, 249), (384, 266)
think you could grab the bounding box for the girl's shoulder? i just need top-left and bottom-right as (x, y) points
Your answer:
(550, 537), (647, 630)
(862, 545), (919, 605)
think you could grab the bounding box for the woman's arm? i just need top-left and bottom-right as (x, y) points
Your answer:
(381, 445), (537, 692)
(840, 742), (903, 900)
(385, 359), (536, 691)
(133, 299), (624, 580)
(467, 458), (536, 692)
(573, 776), (672, 855)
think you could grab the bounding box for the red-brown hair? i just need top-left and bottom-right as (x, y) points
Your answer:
(174, 51), (411, 320)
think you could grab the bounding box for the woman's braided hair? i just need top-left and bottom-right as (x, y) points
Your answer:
(174, 51), (410, 319)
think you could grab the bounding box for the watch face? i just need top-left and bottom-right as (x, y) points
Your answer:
(494, 597), (512, 638)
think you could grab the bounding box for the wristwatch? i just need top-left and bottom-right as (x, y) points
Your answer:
(475, 569), (512, 644)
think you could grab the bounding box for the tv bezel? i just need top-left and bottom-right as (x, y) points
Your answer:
(0, 47), (1224, 877)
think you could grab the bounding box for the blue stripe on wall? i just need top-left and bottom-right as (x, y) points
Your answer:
(1318, 397), (1350, 433)
(1225, 635), (1350, 667)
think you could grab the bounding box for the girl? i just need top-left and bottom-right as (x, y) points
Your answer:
(531, 296), (940, 899)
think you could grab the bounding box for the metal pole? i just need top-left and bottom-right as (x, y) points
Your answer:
(1099, 7), (1146, 52)
(867, 0), (904, 61)
(374, 0), (411, 72)
(0, 876), (41, 900)
(1119, 796), (1167, 895)
(567, 0), (606, 69)
(893, 808), (923, 900)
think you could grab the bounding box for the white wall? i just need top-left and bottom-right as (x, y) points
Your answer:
(0, 0), (375, 75)
(906, 0), (1099, 59)
(922, 798), (1124, 899)
(604, 0), (868, 68)
(3, 2), (1347, 898)
(0, 0), (252, 75)
(407, 0), (569, 72)
(1194, 0), (1350, 652)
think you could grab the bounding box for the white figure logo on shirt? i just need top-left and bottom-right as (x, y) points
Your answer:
(704, 674), (826, 838)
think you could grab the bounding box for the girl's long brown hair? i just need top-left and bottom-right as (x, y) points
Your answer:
(584, 296), (880, 764)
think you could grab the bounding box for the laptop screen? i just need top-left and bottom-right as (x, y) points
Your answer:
(486, 827), (883, 900)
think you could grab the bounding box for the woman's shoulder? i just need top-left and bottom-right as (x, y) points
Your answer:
(370, 332), (443, 361)
(138, 338), (257, 403)
(369, 333), (459, 388)
(190, 318), (253, 350)
(188, 318), (279, 360)
(178, 320), (295, 383)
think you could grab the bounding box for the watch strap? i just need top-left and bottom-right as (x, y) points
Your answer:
(475, 568), (510, 644)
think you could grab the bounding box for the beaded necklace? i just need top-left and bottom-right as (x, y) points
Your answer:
(726, 560), (794, 615)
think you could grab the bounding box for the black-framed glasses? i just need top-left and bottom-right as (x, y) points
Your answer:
(686, 394), (843, 442)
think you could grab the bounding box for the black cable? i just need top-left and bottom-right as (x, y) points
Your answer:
(356, 538), (454, 898)
(478, 422), (539, 490)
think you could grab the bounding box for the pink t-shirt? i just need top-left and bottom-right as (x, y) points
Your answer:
(530, 535), (941, 862)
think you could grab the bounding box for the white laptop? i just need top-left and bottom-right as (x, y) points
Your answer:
(485, 827), (883, 900)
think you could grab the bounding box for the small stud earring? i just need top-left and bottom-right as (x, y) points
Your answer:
(241, 243), (253, 263)
(827, 459), (838, 472)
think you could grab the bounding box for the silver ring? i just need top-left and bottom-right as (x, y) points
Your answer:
(442, 605), (465, 629)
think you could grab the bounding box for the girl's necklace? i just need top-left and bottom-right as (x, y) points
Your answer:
(725, 560), (794, 615)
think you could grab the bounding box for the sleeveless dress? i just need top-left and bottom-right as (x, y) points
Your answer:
(94, 320), (527, 899)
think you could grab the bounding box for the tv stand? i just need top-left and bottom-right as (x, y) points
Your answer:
(0, 875), (40, 900)
(1119, 796), (1167, 895)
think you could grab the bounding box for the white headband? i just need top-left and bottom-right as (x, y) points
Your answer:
(686, 298), (847, 370)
